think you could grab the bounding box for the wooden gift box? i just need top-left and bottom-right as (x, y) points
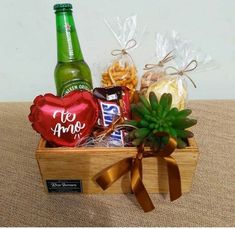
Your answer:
(36, 137), (199, 194)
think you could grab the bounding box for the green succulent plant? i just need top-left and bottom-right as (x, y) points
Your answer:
(126, 92), (197, 149)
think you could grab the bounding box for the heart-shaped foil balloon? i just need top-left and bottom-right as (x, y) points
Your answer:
(28, 90), (99, 147)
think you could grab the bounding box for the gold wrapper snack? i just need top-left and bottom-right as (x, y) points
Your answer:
(102, 60), (138, 101)
(146, 76), (187, 110)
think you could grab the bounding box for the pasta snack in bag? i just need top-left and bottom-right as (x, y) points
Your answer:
(101, 15), (144, 101)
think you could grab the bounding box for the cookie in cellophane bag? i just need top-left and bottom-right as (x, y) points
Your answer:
(146, 30), (216, 110)
(101, 15), (145, 101)
(146, 72), (189, 111)
(146, 60), (197, 111)
(140, 33), (175, 95)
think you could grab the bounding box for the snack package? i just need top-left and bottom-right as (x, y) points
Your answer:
(146, 61), (197, 110)
(101, 15), (145, 101)
(146, 30), (216, 110)
(93, 86), (131, 147)
(140, 33), (175, 95)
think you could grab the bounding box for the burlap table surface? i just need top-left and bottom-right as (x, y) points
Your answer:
(0, 101), (234, 227)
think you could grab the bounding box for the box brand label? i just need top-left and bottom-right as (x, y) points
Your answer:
(46, 180), (83, 193)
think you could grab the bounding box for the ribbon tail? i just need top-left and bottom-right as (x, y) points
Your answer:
(165, 156), (182, 201)
(131, 157), (155, 212)
(95, 157), (132, 190)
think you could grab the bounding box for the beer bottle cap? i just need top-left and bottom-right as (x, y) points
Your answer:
(54, 3), (72, 11)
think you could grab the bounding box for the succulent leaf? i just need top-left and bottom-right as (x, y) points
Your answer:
(134, 128), (150, 139)
(124, 120), (139, 128)
(176, 138), (187, 148)
(175, 109), (192, 119)
(139, 95), (151, 112)
(149, 92), (159, 110)
(129, 92), (197, 149)
(172, 118), (197, 129)
(175, 129), (194, 138)
(136, 102), (151, 116)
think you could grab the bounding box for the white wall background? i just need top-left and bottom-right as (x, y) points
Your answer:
(0, 0), (234, 101)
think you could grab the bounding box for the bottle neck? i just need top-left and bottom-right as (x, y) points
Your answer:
(55, 10), (83, 62)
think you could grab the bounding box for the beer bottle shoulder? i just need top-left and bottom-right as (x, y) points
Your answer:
(54, 60), (93, 95)
(55, 60), (91, 78)
(55, 60), (87, 69)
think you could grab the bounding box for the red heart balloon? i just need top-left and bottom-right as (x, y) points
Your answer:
(28, 90), (99, 147)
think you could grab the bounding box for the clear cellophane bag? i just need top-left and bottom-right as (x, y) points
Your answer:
(140, 33), (175, 95)
(101, 15), (145, 101)
(145, 30), (217, 110)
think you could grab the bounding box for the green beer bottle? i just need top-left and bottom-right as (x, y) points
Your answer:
(54, 3), (93, 96)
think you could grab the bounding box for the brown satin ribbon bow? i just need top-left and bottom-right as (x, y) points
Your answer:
(95, 132), (182, 212)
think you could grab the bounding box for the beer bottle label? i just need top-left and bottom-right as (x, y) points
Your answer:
(61, 79), (92, 96)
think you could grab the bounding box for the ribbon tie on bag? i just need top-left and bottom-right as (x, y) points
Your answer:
(94, 132), (182, 212)
(165, 60), (198, 88)
(111, 39), (137, 56)
(108, 39), (137, 85)
(93, 116), (125, 139)
(144, 50), (175, 70)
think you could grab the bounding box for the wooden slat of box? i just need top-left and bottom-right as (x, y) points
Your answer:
(36, 137), (199, 194)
